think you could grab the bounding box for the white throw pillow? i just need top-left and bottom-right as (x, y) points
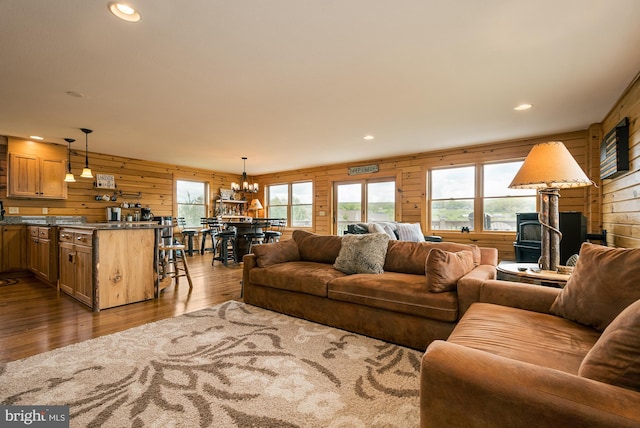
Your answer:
(396, 223), (425, 242)
(367, 223), (386, 234)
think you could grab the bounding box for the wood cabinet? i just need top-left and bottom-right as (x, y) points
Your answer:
(59, 229), (93, 307)
(0, 225), (27, 272)
(27, 226), (59, 285)
(59, 227), (156, 311)
(7, 138), (67, 199)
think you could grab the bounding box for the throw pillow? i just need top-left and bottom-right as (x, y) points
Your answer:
(579, 298), (640, 392)
(252, 239), (300, 268)
(381, 223), (398, 240)
(426, 248), (475, 292)
(550, 243), (640, 331)
(367, 223), (386, 234)
(333, 233), (390, 274)
(396, 223), (426, 242)
(367, 222), (397, 240)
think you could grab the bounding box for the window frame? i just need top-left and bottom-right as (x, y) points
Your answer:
(266, 181), (314, 228)
(333, 177), (397, 235)
(427, 160), (537, 233)
(175, 179), (210, 228)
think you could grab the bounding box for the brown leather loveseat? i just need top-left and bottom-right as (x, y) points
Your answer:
(242, 230), (498, 350)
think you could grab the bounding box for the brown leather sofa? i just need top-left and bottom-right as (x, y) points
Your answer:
(242, 230), (498, 350)
(421, 243), (640, 427)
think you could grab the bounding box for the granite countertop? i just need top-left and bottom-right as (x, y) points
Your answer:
(0, 216), (164, 230)
(62, 222), (165, 230)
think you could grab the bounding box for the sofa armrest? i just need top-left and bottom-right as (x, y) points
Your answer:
(479, 246), (498, 266)
(457, 265), (497, 316)
(421, 341), (640, 428)
(479, 279), (560, 315)
(242, 253), (258, 293)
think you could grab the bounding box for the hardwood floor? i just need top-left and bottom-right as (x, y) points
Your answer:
(0, 254), (243, 363)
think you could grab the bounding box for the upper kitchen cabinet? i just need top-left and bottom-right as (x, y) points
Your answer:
(7, 138), (67, 199)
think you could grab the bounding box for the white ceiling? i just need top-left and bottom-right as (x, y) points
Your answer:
(1, 1), (640, 175)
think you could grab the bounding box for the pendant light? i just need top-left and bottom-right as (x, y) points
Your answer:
(63, 138), (76, 183)
(231, 157), (258, 193)
(80, 128), (93, 178)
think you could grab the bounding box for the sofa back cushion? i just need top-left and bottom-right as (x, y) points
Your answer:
(426, 249), (476, 292)
(252, 239), (300, 268)
(383, 241), (481, 275)
(550, 243), (640, 331)
(579, 298), (640, 392)
(292, 230), (343, 264)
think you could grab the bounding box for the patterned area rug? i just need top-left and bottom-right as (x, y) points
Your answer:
(0, 301), (422, 427)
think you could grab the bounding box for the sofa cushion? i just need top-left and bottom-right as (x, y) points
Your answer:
(426, 249), (475, 292)
(550, 243), (640, 331)
(292, 230), (343, 264)
(579, 299), (640, 392)
(383, 241), (481, 275)
(328, 272), (458, 322)
(249, 261), (346, 297)
(396, 222), (426, 242)
(252, 239), (300, 267)
(449, 303), (600, 374)
(333, 233), (389, 274)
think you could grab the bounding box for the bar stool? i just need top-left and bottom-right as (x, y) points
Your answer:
(212, 226), (238, 266)
(176, 217), (198, 256)
(241, 231), (265, 255)
(157, 243), (193, 294)
(264, 218), (285, 243)
(200, 217), (216, 254)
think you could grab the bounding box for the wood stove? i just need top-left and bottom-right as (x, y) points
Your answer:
(514, 212), (587, 265)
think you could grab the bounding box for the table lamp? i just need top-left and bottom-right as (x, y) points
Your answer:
(249, 199), (263, 217)
(509, 141), (592, 271)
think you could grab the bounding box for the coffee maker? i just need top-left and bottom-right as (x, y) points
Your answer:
(141, 208), (153, 221)
(106, 207), (121, 222)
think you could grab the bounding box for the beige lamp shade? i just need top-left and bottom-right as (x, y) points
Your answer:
(249, 199), (263, 210)
(509, 141), (592, 189)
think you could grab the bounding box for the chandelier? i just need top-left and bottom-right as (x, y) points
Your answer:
(231, 157), (259, 193)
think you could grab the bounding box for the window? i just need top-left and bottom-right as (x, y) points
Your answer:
(176, 180), (207, 227)
(266, 181), (313, 227)
(291, 182), (313, 227)
(430, 166), (475, 231)
(267, 184), (288, 221)
(334, 179), (396, 235)
(429, 162), (537, 232)
(483, 161), (536, 231)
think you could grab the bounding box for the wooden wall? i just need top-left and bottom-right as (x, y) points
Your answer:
(600, 71), (640, 248)
(255, 130), (595, 262)
(0, 137), (242, 224)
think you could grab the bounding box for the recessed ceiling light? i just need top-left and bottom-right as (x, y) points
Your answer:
(66, 91), (85, 98)
(30, 136), (44, 140)
(108, 2), (141, 22)
(514, 103), (533, 111)
(363, 135), (375, 140)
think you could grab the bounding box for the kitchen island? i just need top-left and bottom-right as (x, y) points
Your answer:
(58, 222), (165, 311)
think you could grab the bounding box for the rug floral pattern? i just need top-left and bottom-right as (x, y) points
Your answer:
(0, 301), (422, 427)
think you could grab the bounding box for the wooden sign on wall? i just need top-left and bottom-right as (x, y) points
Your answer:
(348, 164), (379, 175)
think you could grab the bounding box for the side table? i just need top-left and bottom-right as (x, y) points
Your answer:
(497, 261), (570, 288)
